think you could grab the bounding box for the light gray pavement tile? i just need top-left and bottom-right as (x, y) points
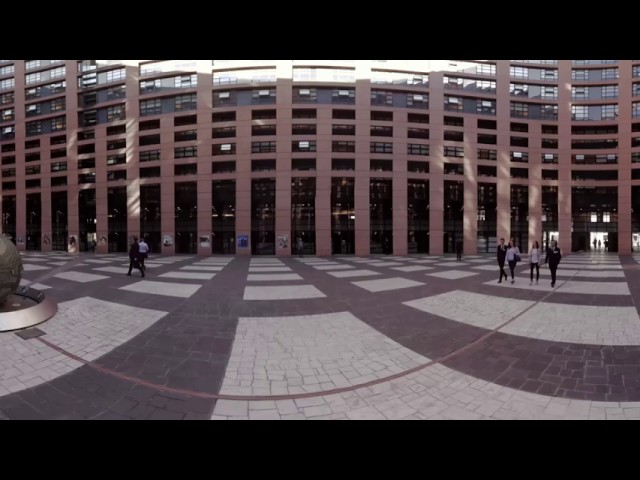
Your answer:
(434, 262), (471, 267)
(391, 265), (435, 272)
(345, 406), (388, 420)
(327, 269), (381, 278)
(219, 311), (429, 395)
(179, 265), (225, 271)
(501, 303), (640, 345)
(120, 280), (202, 298)
(426, 270), (479, 280)
(248, 410), (281, 420)
(54, 271), (110, 283)
(212, 400), (249, 417)
(158, 271), (216, 280)
(313, 264), (355, 271)
(404, 290), (534, 330)
(92, 266), (130, 274)
(351, 277), (425, 292)
(246, 273), (303, 281)
(22, 264), (52, 271)
(39, 296), (167, 362)
(243, 285), (326, 300)
(365, 262), (404, 267)
(248, 267), (292, 272)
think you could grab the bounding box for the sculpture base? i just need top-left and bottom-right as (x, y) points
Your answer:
(0, 287), (58, 332)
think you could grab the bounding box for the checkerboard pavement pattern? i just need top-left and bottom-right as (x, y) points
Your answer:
(1, 250), (639, 420)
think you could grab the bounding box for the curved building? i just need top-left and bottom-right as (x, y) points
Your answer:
(0, 60), (638, 256)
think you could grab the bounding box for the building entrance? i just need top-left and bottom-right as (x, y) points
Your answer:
(590, 232), (608, 251)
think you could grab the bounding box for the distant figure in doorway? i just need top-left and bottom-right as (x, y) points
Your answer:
(545, 240), (562, 288)
(529, 240), (541, 286)
(496, 237), (509, 283)
(127, 236), (145, 277)
(456, 240), (463, 261)
(604, 239), (609, 252)
(593, 238), (597, 251)
(506, 240), (521, 284)
(383, 236), (391, 255)
(598, 239), (602, 250)
(138, 237), (149, 272)
(296, 237), (304, 257)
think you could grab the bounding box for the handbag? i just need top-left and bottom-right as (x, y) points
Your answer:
(514, 253), (521, 262)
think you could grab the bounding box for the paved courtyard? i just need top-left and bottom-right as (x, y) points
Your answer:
(1, 250), (640, 420)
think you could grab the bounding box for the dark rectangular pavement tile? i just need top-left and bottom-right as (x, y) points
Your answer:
(538, 375), (563, 386)
(544, 365), (561, 376)
(537, 383), (558, 396)
(507, 378), (526, 389)
(108, 398), (138, 415)
(147, 409), (185, 420)
(584, 367), (608, 377)
(3, 404), (46, 420)
(94, 412), (132, 420)
(184, 412), (211, 420)
(149, 395), (169, 409)
(185, 397), (214, 414)
(127, 403), (157, 420)
(14, 327), (46, 340)
(560, 378), (578, 389)
(165, 398), (188, 413)
(521, 380), (543, 393)
(583, 376), (609, 385)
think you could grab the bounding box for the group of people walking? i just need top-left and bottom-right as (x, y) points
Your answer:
(497, 237), (562, 287)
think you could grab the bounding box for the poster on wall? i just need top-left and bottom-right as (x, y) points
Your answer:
(199, 235), (210, 248)
(277, 235), (289, 249)
(68, 234), (78, 253)
(163, 235), (174, 247)
(43, 234), (51, 246)
(98, 235), (107, 246)
(237, 235), (248, 248)
(17, 235), (24, 245)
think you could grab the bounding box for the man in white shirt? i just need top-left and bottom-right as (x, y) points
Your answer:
(138, 237), (149, 272)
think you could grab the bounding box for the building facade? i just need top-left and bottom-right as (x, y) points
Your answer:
(0, 59), (639, 256)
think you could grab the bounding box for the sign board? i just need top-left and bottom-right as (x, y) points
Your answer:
(277, 235), (289, 249)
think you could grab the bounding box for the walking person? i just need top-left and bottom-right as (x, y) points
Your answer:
(138, 236), (149, 272)
(593, 238), (597, 251)
(456, 239), (463, 261)
(296, 236), (304, 258)
(127, 236), (145, 277)
(506, 239), (521, 284)
(545, 239), (562, 288)
(496, 237), (509, 283)
(598, 239), (602, 251)
(529, 240), (541, 286)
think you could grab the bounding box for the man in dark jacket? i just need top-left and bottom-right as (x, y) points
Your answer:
(127, 236), (145, 277)
(496, 237), (508, 283)
(545, 240), (562, 287)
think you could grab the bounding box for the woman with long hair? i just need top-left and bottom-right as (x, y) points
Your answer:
(506, 239), (521, 284)
(529, 240), (541, 286)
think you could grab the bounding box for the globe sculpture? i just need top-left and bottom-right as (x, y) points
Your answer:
(0, 235), (23, 305)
